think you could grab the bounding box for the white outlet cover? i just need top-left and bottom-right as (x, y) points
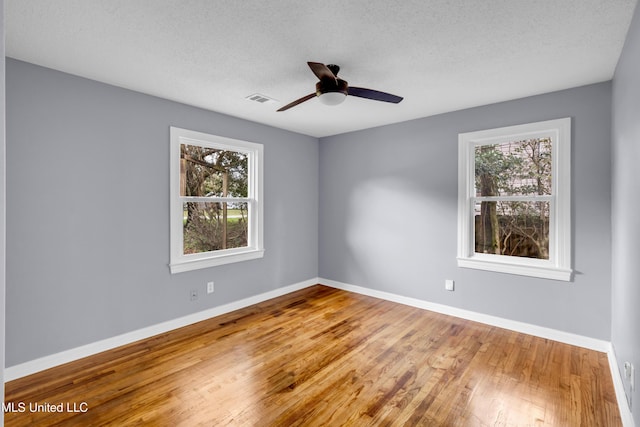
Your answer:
(445, 280), (455, 291)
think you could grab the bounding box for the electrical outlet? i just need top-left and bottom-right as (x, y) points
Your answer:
(624, 361), (635, 409)
(625, 362), (634, 386)
(445, 279), (455, 291)
(190, 289), (198, 301)
(207, 281), (214, 294)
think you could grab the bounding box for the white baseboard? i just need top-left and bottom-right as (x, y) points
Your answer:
(4, 278), (320, 382)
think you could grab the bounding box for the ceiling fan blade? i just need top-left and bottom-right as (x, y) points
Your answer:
(307, 62), (336, 81)
(277, 93), (317, 112)
(348, 87), (403, 104)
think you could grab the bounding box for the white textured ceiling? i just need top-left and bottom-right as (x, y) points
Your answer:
(5, 0), (638, 138)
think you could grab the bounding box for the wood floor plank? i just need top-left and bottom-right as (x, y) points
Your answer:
(4, 285), (622, 426)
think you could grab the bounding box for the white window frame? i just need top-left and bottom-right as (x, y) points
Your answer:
(457, 118), (572, 281)
(169, 127), (264, 274)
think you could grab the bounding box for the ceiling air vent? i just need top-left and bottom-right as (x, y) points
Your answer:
(245, 93), (277, 104)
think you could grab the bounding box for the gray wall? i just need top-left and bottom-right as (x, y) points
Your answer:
(319, 82), (612, 340)
(5, 59), (319, 366)
(612, 1), (640, 423)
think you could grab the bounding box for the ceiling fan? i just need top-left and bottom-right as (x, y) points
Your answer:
(277, 62), (403, 112)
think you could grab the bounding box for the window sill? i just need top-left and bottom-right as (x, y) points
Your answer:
(457, 256), (572, 281)
(170, 248), (265, 274)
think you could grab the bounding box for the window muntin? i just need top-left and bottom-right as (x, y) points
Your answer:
(170, 127), (263, 273)
(458, 118), (571, 281)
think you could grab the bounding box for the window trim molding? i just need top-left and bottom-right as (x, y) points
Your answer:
(169, 127), (264, 274)
(457, 118), (572, 281)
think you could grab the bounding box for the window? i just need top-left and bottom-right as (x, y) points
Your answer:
(457, 118), (571, 281)
(169, 127), (264, 273)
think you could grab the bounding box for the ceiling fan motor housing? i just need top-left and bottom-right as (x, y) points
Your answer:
(316, 78), (349, 96)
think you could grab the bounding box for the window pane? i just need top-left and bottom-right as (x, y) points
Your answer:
(183, 202), (248, 254)
(180, 144), (248, 197)
(475, 137), (552, 197)
(474, 200), (550, 259)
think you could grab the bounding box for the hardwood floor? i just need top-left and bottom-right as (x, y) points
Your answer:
(5, 285), (621, 426)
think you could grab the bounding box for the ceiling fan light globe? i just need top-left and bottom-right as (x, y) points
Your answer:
(319, 92), (347, 106)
